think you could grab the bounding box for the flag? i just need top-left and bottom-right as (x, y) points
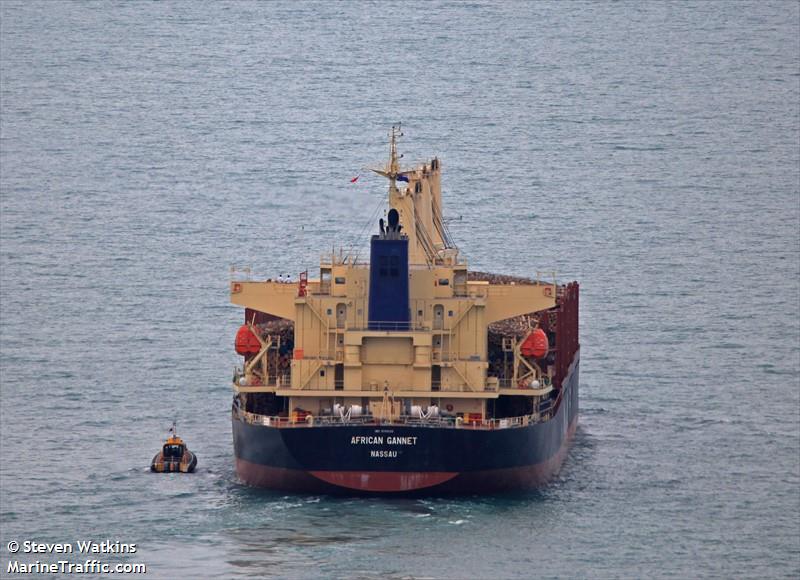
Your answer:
(350, 175), (360, 183)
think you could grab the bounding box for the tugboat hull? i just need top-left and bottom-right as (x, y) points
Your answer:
(150, 451), (197, 473)
(233, 360), (578, 494)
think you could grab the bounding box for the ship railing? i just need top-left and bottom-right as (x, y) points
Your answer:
(233, 406), (555, 430)
(347, 321), (429, 331)
(491, 377), (553, 390)
(233, 369), (291, 388)
(535, 271), (558, 288)
(229, 267), (305, 287)
(319, 253), (369, 267)
(229, 266), (254, 280)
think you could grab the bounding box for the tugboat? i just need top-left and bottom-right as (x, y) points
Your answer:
(150, 423), (197, 473)
(229, 126), (579, 494)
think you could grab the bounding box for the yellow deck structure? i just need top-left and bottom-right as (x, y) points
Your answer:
(230, 127), (557, 421)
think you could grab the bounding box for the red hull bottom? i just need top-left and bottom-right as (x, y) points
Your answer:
(235, 417), (578, 494)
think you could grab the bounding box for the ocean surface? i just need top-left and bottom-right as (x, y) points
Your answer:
(1, 2), (798, 578)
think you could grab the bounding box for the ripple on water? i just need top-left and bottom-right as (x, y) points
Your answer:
(1, 1), (798, 578)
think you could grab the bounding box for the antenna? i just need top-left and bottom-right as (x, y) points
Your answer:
(370, 123), (405, 184)
(388, 123), (403, 177)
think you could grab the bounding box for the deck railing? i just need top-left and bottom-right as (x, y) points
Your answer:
(233, 370), (557, 394)
(345, 321), (429, 332)
(494, 377), (553, 390)
(234, 371), (291, 388)
(232, 403), (555, 431)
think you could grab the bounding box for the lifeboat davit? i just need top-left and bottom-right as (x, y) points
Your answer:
(521, 328), (549, 359)
(235, 324), (261, 355)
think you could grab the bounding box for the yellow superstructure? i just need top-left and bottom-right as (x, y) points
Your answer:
(230, 127), (556, 421)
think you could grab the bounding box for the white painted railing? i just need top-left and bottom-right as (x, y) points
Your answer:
(232, 403), (556, 430)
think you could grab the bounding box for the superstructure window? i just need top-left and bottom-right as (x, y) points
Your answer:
(335, 277), (346, 284)
(379, 256), (388, 277)
(164, 445), (183, 458)
(390, 255), (399, 277)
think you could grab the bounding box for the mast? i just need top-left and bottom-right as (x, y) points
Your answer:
(388, 123), (402, 178)
(372, 124), (456, 266)
(372, 123), (404, 185)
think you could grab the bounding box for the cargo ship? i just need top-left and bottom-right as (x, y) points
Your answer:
(229, 127), (579, 494)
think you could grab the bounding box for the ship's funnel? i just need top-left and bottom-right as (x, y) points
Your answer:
(368, 229), (410, 331)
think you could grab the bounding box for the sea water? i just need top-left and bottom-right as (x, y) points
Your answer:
(1, 2), (798, 578)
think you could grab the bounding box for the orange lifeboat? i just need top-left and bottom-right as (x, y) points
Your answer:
(235, 324), (261, 355)
(521, 328), (549, 359)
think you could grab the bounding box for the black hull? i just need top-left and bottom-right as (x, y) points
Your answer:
(233, 355), (579, 494)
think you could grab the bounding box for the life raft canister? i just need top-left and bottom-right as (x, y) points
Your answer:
(520, 328), (549, 359)
(235, 324), (261, 355)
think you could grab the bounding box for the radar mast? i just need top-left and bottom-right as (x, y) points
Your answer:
(371, 123), (405, 192)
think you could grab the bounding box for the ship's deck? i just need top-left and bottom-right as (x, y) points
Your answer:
(232, 392), (563, 431)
